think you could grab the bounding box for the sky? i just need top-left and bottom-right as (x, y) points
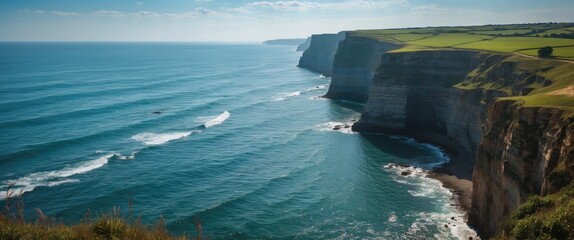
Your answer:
(1, 0), (574, 42)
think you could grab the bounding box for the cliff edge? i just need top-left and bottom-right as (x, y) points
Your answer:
(352, 49), (574, 237)
(297, 32), (345, 77)
(324, 34), (402, 102)
(299, 26), (574, 238)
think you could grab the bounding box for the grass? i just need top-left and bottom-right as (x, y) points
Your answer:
(505, 95), (574, 111)
(0, 184), (204, 240)
(493, 183), (574, 240)
(386, 33), (434, 42)
(517, 46), (574, 60)
(388, 44), (438, 53)
(353, 23), (574, 60)
(456, 37), (574, 52)
(401, 33), (493, 47)
(449, 46), (574, 110)
(529, 28), (574, 36)
(470, 29), (533, 35)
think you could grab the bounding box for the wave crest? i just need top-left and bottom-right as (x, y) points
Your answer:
(272, 91), (301, 101)
(131, 131), (197, 145)
(0, 154), (114, 199)
(204, 111), (230, 128)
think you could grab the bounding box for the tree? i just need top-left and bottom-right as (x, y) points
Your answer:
(538, 46), (553, 57)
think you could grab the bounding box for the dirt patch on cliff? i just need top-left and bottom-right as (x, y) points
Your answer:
(547, 84), (574, 96)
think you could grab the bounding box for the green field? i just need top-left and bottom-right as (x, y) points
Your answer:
(529, 28), (574, 36)
(407, 33), (494, 47)
(353, 23), (574, 110)
(469, 29), (533, 35)
(517, 46), (574, 60)
(353, 23), (574, 59)
(456, 37), (574, 52)
(386, 33), (434, 42)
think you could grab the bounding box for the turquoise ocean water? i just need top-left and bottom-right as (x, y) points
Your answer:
(0, 43), (476, 239)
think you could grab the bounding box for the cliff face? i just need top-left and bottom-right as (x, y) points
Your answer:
(469, 100), (574, 237)
(324, 35), (402, 102)
(352, 50), (507, 155)
(296, 37), (311, 52)
(299, 31), (574, 237)
(349, 48), (574, 238)
(297, 32), (345, 76)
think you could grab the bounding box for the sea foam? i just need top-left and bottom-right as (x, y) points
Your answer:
(204, 111), (230, 128)
(272, 91), (301, 101)
(0, 154), (114, 199)
(315, 122), (355, 134)
(383, 163), (479, 239)
(131, 131), (197, 145)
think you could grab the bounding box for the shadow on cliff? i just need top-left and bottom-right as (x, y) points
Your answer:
(358, 133), (449, 169)
(326, 98), (364, 113)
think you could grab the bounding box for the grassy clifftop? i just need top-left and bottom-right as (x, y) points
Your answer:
(353, 23), (574, 111)
(353, 22), (574, 60)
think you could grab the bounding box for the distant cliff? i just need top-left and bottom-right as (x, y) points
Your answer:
(352, 50), (501, 156)
(297, 32), (345, 77)
(325, 34), (402, 102)
(296, 37), (311, 52)
(263, 38), (308, 46)
(298, 36), (574, 238)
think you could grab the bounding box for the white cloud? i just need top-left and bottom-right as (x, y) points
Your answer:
(17, 9), (45, 14)
(93, 10), (126, 17)
(164, 8), (231, 18)
(248, 1), (320, 11)
(133, 11), (160, 17)
(85, 8), (229, 18)
(222, 7), (252, 14)
(246, 0), (407, 11)
(411, 4), (439, 11)
(51, 11), (83, 16)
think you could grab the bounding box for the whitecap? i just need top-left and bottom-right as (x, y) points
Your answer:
(406, 211), (480, 240)
(0, 154), (114, 199)
(388, 213), (398, 222)
(131, 131), (197, 145)
(306, 84), (328, 91)
(204, 111), (230, 128)
(383, 163), (480, 239)
(272, 91), (301, 101)
(315, 121), (356, 134)
(114, 151), (138, 160)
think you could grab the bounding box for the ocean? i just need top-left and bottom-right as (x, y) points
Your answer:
(0, 42), (476, 239)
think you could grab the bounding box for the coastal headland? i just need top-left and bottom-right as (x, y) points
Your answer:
(299, 22), (574, 239)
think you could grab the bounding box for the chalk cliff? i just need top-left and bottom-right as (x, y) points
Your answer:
(325, 35), (402, 102)
(352, 50), (508, 156)
(337, 48), (573, 238)
(297, 32), (345, 76)
(296, 37), (311, 52)
(469, 100), (574, 237)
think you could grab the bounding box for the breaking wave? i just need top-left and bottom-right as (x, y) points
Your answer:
(0, 154), (114, 199)
(131, 131), (197, 145)
(272, 91), (301, 101)
(204, 111), (230, 128)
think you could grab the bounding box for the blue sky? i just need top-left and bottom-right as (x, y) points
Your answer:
(1, 0), (573, 42)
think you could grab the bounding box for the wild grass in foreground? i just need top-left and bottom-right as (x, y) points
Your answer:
(493, 183), (574, 240)
(1, 183), (204, 240)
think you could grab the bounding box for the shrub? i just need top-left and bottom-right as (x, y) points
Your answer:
(538, 46), (553, 57)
